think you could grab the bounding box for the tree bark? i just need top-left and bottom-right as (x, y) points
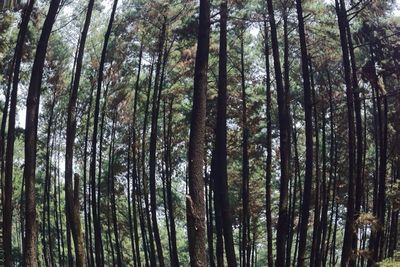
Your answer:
(148, 20), (167, 267)
(89, 1), (118, 265)
(65, 0), (95, 265)
(263, 16), (274, 267)
(335, 0), (357, 265)
(240, 22), (250, 267)
(266, 1), (291, 266)
(23, 0), (61, 265)
(211, 2), (238, 267)
(295, 1), (314, 265)
(3, 1), (34, 266)
(186, 0), (210, 265)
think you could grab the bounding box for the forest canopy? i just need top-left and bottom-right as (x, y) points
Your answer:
(0, 0), (399, 266)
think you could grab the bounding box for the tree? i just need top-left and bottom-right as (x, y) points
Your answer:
(3, 1), (34, 266)
(266, 0), (291, 266)
(64, 0), (95, 265)
(90, 0), (118, 265)
(335, 0), (356, 265)
(211, 2), (237, 266)
(22, 0), (62, 265)
(186, 0), (210, 266)
(295, 0), (314, 266)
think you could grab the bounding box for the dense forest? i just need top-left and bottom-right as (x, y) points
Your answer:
(0, 0), (399, 266)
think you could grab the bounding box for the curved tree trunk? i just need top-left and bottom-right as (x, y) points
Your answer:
(3, 1), (34, 266)
(65, 0), (95, 265)
(23, 0), (61, 265)
(89, 1), (118, 265)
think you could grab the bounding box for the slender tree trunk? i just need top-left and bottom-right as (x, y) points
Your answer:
(141, 62), (157, 267)
(295, 1), (314, 265)
(310, 60), (321, 267)
(263, 16), (274, 267)
(345, 22), (363, 267)
(109, 116), (123, 266)
(205, 149), (216, 267)
(186, 0), (210, 265)
(130, 42), (143, 267)
(90, 1), (118, 265)
(65, 0), (95, 265)
(148, 20), (167, 267)
(266, 1), (291, 266)
(335, 1), (356, 265)
(127, 130), (137, 267)
(83, 83), (95, 267)
(315, 107), (328, 267)
(163, 99), (180, 267)
(212, 150), (224, 267)
(3, 2), (34, 266)
(41, 93), (56, 267)
(240, 23), (250, 267)
(23, 0), (61, 264)
(210, 2), (238, 267)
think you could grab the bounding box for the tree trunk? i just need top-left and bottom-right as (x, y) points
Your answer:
(41, 92), (56, 267)
(65, 0), (95, 265)
(335, 0), (356, 265)
(163, 99), (180, 267)
(240, 22), (250, 267)
(263, 16), (274, 267)
(345, 21), (363, 267)
(109, 116), (123, 266)
(266, 1), (290, 266)
(23, 0), (61, 264)
(3, 1), (34, 266)
(89, 1), (118, 265)
(210, 2), (238, 267)
(130, 42), (143, 267)
(83, 83), (95, 267)
(186, 0), (210, 265)
(141, 61), (157, 267)
(295, 1), (314, 265)
(148, 20), (167, 267)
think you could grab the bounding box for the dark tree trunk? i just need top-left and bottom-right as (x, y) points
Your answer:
(163, 99), (180, 267)
(186, 0), (210, 265)
(212, 150), (224, 267)
(83, 83), (95, 267)
(127, 130), (137, 267)
(65, 0), (95, 265)
(141, 62), (157, 267)
(211, 2), (238, 267)
(310, 60), (321, 267)
(109, 116), (123, 267)
(263, 16), (274, 267)
(295, 1), (314, 265)
(41, 93), (56, 267)
(205, 151), (215, 267)
(3, 1), (34, 266)
(22, 0), (61, 265)
(345, 21), (363, 267)
(266, 1), (291, 266)
(148, 20), (167, 267)
(89, 1), (118, 265)
(130, 42), (143, 267)
(335, 0), (357, 265)
(240, 23), (250, 267)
